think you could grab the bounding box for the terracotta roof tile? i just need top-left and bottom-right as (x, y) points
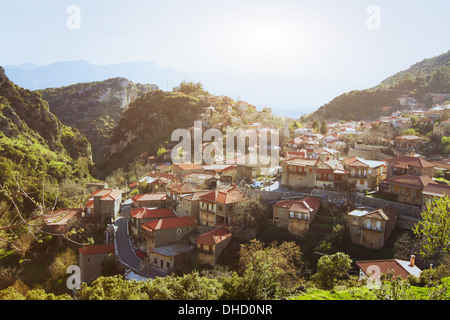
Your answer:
(196, 227), (232, 246)
(79, 244), (115, 256)
(132, 193), (167, 202)
(387, 156), (434, 169)
(274, 197), (321, 213)
(199, 187), (247, 204)
(141, 216), (198, 232)
(356, 259), (421, 279)
(386, 174), (436, 189)
(131, 207), (177, 219)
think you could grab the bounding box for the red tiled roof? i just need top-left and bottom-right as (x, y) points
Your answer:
(173, 163), (204, 171)
(273, 197), (321, 213)
(199, 187), (247, 205)
(284, 158), (320, 167)
(422, 183), (450, 197)
(92, 189), (123, 201)
(86, 200), (94, 209)
(386, 174), (436, 189)
(79, 244), (115, 256)
(356, 259), (421, 279)
(131, 207), (177, 219)
(141, 216), (198, 232)
(387, 156), (434, 169)
(364, 207), (399, 221)
(132, 193), (167, 202)
(196, 227), (232, 246)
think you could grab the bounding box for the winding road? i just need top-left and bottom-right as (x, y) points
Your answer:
(114, 202), (166, 279)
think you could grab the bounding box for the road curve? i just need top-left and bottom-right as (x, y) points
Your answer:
(114, 203), (166, 279)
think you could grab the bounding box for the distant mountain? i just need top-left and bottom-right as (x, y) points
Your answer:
(37, 78), (158, 163)
(313, 50), (450, 121)
(0, 66), (92, 203)
(4, 60), (363, 119)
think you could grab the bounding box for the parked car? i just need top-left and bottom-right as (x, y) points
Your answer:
(135, 249), (147, 258)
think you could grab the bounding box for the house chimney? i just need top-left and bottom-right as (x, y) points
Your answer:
(409, 255), (415, 267)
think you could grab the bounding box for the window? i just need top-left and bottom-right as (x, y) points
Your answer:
(154, 258), (157, 264)
(177, 229), (181, 234)
(309, 168), (313, 173)
(218, 205), (223, 211)
(166, 262), (170, 269)
(353, 217), (358, 224)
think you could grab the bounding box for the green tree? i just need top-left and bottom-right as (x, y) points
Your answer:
(156, 147), (166, 157)
(320, 119), (328, 134)
(312, 119), (320, 132)
(230, 240), (303, 299)
(232, 197), (267, 230)
(313, 252), (352, 289)
(172, 80), (208, 97)
(413, 196), (450, 257)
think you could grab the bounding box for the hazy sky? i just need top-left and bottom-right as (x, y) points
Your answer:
(1, 0), (449, 116)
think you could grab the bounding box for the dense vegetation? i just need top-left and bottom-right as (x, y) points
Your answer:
(98, 90), (207, 178)
(313, 50), (450, 121)
(0, 69), (92, 207)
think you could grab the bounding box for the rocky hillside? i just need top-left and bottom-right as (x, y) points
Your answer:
(313, 50), (450, 121)
(37, 78), (158, 163)
(98, 90), (207, 177)
(0, 66), (92, 198)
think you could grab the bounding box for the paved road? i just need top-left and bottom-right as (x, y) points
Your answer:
(114, 203), (166, 279)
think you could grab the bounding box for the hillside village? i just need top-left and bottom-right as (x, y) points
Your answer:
(37, 89), (450, 288)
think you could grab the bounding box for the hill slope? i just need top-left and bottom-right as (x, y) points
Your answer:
(98, 90), (207, 177)
(0, 66), (92, 201)
(313, 50), (450, 121)
(37, 78), (158, 163)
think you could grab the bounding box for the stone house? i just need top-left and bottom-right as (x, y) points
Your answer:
(130, 207), (177, 246)
(176, 191), (211, 218)
(182, 172), (218, 189)
(172, 163), (204, 181)
(140, 216), (198, 250)
(272, 197), (321, 236)
(88, 189), (123, 225)
(131, 193), (167, 208)
(385, 174), (437, 206)
(386, 156), (435, 179)
(166, 182), (204, 210)
(314, 147), (340, 162)
(421, 183), (450, 212)
(394, 135), (428, 152)
(315, 160), (349, 189)
(347, 207), (399, 250)
(433, 120), (450, 138)
(78, 244), (115, 285)
(198, 187), (247, 226)
(196, 226), (232, 266)
(344, 157), (385, 191)
(149, 243), (194, 273)
(281, 157), (321, 189)
(201, 164), (238, 186)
